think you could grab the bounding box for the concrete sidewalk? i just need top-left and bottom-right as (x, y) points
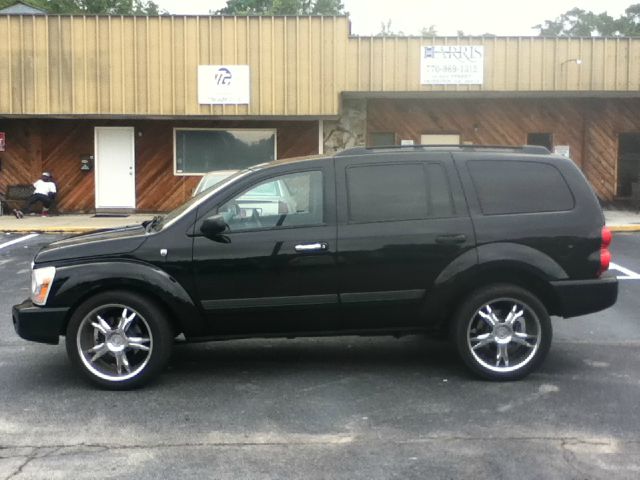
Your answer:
(0, 209), (639, 234)
(0, 213), (155, 233)
(602, 209), (640, 231)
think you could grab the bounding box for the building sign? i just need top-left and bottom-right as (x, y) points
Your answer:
(198, 65), (250, 105)
(0, 132), (5, 152)
(420, 46), (484, 85)
(554, 145), (571, 158)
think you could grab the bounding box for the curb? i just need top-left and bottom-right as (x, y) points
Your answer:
(608, 225), (640, 232)
(1, 227), (99, 234)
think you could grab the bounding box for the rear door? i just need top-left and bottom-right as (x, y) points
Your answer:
(335, 152), (476, 329)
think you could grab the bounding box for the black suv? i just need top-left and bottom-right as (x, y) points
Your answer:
(13, 145), (618, 388)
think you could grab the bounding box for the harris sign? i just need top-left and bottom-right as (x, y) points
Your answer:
(198, 65), (250, 105)
(420, 46), (484, 85)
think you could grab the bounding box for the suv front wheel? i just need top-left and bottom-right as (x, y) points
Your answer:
(452, 284), (552, 381)
(66, 291), (173, 389)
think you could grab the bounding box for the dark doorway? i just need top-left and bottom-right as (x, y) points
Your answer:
(617, 133), (640, 197)
(527, 133), (553, 151)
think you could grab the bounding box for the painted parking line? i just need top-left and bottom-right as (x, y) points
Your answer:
(609, 262), (640, 280)
(0, 233), (39, 250)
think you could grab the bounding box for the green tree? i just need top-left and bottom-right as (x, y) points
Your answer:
(0, 0), (162, 14)
(377, 19), (404, 36)
(214, 0), (345, 15)
(615, 4), (640, 35)
(535, 4), (640, 37)
(420, 25), (437, 36)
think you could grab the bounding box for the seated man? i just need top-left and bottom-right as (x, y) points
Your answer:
(13, 172), (57, 218)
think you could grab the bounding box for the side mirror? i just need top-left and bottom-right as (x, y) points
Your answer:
(200, 214), (228, 237)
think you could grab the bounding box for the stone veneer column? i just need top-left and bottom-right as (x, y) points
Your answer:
(322, 98), (367, 155)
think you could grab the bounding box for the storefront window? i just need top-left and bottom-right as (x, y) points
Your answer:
(174, 128), (277, 175)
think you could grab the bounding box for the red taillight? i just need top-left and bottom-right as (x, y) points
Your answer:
(599, 226), (612, 275)
(601, 226), (612, 248)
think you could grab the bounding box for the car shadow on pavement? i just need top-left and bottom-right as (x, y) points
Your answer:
(6, 335), (590, 391)
(168, 336), (463, 380)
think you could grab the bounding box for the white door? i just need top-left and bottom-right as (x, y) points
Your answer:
(94, 127), (136, 209)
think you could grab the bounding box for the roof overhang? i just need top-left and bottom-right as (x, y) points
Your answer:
(343, 91), (640, 100)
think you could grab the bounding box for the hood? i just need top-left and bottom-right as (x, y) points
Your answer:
(35, 224), (149, 264)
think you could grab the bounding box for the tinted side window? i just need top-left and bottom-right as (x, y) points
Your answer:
(346, 163), (455, 223)
(468, 160), (574, 215)
(348, 164), (427, 223)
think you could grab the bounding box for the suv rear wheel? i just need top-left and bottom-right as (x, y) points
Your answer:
(66, 291), (173, 389)
(452, 284), (552, 381)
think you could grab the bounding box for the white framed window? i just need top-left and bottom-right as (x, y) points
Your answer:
(173, 128), (277, 175)
(420, 134), (460, 145)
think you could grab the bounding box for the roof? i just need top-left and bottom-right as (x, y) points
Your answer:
(0, 1), (46, 14)
(251, 154), (327, 170)
(335, 145), (552, 157)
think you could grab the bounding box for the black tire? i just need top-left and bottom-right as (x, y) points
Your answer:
(452, 284), (552, 381)
(66, 290), (173, 390)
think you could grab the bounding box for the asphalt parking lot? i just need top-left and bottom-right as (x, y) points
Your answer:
(0, 232), (639, 479)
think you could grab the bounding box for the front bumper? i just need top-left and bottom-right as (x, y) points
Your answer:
(12, 299), (69, 345)
(550, 274), (618, 318)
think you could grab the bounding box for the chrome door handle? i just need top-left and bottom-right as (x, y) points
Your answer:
(435, 234), (467, 245)
(295, 242), (328, 252)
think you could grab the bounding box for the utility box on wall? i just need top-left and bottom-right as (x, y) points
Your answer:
(80, 155), (94, 171)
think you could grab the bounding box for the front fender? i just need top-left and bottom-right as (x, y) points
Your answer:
(47, 260), (205, 337)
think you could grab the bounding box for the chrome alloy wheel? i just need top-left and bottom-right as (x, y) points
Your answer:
(76, 304), (153, 382)
(466, 298), (542, 373)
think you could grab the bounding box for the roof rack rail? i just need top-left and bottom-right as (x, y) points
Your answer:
(334, 144), (551, 156)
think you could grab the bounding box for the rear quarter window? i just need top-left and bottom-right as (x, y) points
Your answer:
(468, 160), (575, 215)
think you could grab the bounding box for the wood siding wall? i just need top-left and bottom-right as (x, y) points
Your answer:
(347, 36), (640, 94)
(0, 15), (349, 117)
(2, 15), (640, 117)
(0, 119), (318, 212)
(367, 98), (640, 200)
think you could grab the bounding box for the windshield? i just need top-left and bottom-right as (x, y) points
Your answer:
(194, 171), (238, 196)
(150, 169), (249, 231)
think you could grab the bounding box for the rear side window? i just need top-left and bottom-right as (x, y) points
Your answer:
(468, 160), (574, 215)
(346, 163), (454, 223)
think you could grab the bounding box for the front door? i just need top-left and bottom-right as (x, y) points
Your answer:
(192, 162), (339, 336)
(94, 127), (136, 209)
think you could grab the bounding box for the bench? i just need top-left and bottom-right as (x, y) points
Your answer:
(0, 184), (58, 215)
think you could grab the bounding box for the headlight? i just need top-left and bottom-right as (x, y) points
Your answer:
(31, 266), (56, 306)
